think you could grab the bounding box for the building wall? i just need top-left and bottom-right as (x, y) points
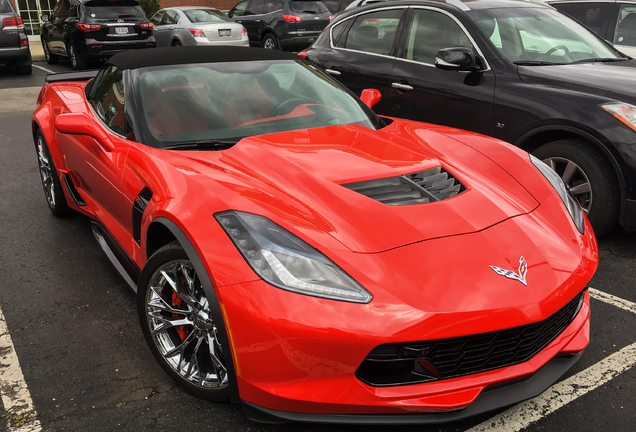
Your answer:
(158, 0), (237, 11)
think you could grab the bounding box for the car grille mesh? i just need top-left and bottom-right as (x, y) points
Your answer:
(356, 289), (586, 387)
(343, 167), (465, 206)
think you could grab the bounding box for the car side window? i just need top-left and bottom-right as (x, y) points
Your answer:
(246, 0), (265, 15)
(68, 1), (79, 19)
(229, 0), (249, 17)
(150, 10), (164, 26)
(163, 10), (180, 25)
(402, 8), (474, 64)
(342, 9), (403, 55)
(52, 0), (70, 21)
(91, 66), (129, 137)
(263, 0), (283, 13)
(614, 5), (636, 47)
(552, 2), (610, 34)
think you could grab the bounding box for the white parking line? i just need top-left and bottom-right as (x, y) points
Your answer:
(589, 288), (636, 314)
(0, 306), (42, 432)
(32, 64), (55, 74)
(465, 288), (636, 432)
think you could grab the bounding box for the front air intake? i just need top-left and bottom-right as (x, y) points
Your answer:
(343, 167), (464, 206)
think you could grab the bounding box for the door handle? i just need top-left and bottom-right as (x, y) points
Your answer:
(325, 68), (341, 76)
(391, 82), (413, 91)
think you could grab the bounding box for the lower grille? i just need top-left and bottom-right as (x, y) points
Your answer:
(356, 289), (586, 387)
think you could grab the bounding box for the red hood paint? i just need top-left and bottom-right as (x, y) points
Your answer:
(162, 120), (539, 253)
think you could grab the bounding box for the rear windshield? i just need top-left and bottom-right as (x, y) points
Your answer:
(184, 9), (232, 23)
(289, 1), (328, 14)
(0, 0), (14, 13)
(83, 5), (146, 20)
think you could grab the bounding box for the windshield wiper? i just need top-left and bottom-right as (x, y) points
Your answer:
(571, 57), (629, 64)
(163, 139), (237, 150)
(513, 60), (562, 66)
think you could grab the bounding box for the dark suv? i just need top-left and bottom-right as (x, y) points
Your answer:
(0, 0), (32, 74)
(227, 0), (331, 50)
(41, 0), (155, 70)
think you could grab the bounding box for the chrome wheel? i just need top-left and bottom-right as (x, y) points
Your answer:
(542, 156), (592, 214)
(262, 35), (278, 50)
(144, 259), (229, 391)
(36, 134), (56, 208)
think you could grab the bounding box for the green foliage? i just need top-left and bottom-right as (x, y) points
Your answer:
(138, 0), (160, 18)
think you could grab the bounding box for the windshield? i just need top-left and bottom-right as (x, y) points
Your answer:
(467, 6), (624, 64)
(289, 1), (329, 14)
(84, 5), (146, 20)
(131, 60), (381, 149)
(184, 8), (232, 23)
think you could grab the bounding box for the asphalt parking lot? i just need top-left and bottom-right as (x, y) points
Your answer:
(0, 58), (635, 432)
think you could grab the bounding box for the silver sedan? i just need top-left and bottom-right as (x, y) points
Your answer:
(150, 7), (249, 47)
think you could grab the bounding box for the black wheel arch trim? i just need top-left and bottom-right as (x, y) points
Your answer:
(146, 216), (241, 403)
(514, 123), (628, 223)
(242, 352), (583, 424)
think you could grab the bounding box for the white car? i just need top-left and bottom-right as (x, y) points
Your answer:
(150, 7), (249, 47)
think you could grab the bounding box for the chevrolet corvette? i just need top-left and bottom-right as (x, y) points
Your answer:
(32, 46), (598, 423)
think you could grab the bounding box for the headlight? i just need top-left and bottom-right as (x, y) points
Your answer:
(603, 102), (636, 132)
(215, 211), (373, 303)
(530, 155), (585, 234)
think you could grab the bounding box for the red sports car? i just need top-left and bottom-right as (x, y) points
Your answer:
(32, 46), (598, 423)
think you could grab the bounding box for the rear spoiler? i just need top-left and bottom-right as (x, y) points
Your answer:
(45, 70), (99, 83)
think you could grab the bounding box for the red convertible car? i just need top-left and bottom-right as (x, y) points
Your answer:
(32, 46), (597, 423)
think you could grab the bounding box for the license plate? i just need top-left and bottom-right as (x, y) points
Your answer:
(218, 29), (231, 37)
(115, 27), (128, 35)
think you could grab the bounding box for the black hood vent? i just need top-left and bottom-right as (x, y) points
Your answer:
(343, 167), (465, 206)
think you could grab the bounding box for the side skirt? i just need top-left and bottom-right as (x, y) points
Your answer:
(91, 221), (140, 293)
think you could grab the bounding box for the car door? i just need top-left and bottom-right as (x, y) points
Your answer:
(45, 0), (70, 54)
(155, 9), (180, 46)
(383, 6), (496, 136)
(150, 10), (167, 45)
(57, 65), (130, 243)
(318, 7), (406, 114)
(230, 0), (263, 44)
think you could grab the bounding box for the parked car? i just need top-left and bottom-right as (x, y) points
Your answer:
(303, 0), (636, 236)
(40, 0), (155, 70)
(150, 7), (249, 47)
(227, 0), (331, 50)
(537, 0), (636, 57)
(0, 0), (32, 74)
(32, 45), (596, 423)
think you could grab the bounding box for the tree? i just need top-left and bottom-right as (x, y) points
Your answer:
(138, 0), (160, 18)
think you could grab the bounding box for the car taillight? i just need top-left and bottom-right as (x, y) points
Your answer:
(77, 23), (102, 31)
(329, 15), (332, 20)
(297, 49), (307, 59)
(189, 28), (205, 37)
(282, 15), (302, 22)
(141, 22), (153, 29)
(2, 16), (25, 30)
(242, 28), (247, 35)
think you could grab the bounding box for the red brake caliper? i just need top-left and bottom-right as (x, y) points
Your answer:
(171, 292), (191, 342)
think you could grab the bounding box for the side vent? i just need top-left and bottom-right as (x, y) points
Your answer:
(132, 187), (153, 245)
(62, 173), (86, 206)
(343, 167), (464, 206)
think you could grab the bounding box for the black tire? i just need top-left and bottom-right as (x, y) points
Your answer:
(137, 242), (232, 401)
(42, 38), (59, 64)
(34, 130), (73, 216)
(262, 33), (279, 50)
(172, 39), (182, 46)
(68, 43), (87, 70)
(532, 139), (619, 236)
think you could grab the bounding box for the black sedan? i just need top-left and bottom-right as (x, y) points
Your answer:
(302, 0), (636, 236)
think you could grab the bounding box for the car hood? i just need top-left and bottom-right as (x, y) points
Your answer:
(171, 120), (539, 253)
(517, 59), (636, 100)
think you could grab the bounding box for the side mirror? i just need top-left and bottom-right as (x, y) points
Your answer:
(55, 113), (115, 151)
(360, 88), (381, 109)
(435, 47), (482, 72)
